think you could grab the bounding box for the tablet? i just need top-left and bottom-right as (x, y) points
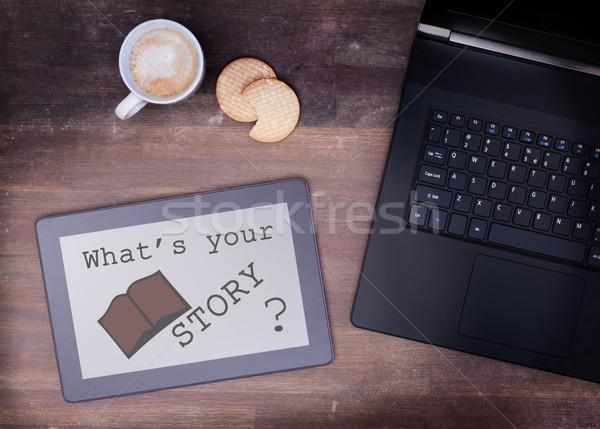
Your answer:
(36, 178), (333, 402)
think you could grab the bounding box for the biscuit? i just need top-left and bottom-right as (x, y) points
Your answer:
(241, 78), (300, 143)
(216, 58), (277, 122)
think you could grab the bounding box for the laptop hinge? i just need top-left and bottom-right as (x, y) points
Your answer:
(449, 31), (600, 78)
(417, 23), (450, 42)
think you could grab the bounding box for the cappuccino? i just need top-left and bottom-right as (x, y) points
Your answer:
(129, 28), (199, 98)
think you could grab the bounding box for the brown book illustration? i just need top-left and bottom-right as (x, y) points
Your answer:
(98, 271), (190, 359)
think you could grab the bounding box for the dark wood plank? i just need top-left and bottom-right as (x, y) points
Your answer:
(2, 0), (600, 427)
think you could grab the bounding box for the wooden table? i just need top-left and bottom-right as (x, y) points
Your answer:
(2, 1), (599, 427)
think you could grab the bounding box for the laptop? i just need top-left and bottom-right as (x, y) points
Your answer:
(352, 0), (600, 382)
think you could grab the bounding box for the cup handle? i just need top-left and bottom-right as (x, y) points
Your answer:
(115, 92), (148, 120)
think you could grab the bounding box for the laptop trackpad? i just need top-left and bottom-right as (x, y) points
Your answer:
(458, 255), (585, 358)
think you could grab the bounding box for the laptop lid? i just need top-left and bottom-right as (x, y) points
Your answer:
(419, 0), (600, 71)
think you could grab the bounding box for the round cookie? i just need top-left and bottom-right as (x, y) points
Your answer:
(241, 78), (300, 143)
(216, 58), (277, 122)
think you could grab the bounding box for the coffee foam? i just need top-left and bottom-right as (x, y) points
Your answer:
(129, 28), (199, 98)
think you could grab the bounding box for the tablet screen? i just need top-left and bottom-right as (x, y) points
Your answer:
(59, 202), (309, 380)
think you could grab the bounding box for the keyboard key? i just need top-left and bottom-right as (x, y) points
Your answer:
(414, 185), (452, 208)
(542, 151), (561, 170)
(548, 194), (567, 213)
(567, 178), (586, 197)
(449, 114), (465, 127)
(485, 122), (500, 136)
(468, 218), (488, 240)
(573, 221), (592, 240)
(468, 176), (487, 195)
(493, 203), (512, 221)
(590, 147), (600, 160)
(553, 217), (572, 236)
(482, 137), (502, 157)
(467, 118), (483, 132)
(528, 190), (547, 209)
(467, 155), (487, 174)
(562, 156), (581, 175)
(473, 198), (493, 217)
(583, 161), (600, 180)
(522, 146), (541, 166)
(419, 165), (447, 186)
(432, 110), (448, 123)
(448, 171), (468, 190)
(508, 185), (527, 205)
(448, 150), (467, 169)
(572, 142), (586, 156)
(507, 164), (527, 183)
(533, 212), (552, 231)
(488, 223), (586, 263)
(488, 180), (507, 200)
(443, 128), (462, 147)
(588, 204), (600, 223)
(567, 199), (586, 218)
(423, 145), (447, 165)
(502, 142), (521, 161)
(537, 134), (552, 148)
(502, 126), (517, 140)
(408, 204), (428, 226)
(448, 213), (468, 235)
(427, 125), (442, 142)
(527, 169), (547, 188)
(462, 133), (482, 152)
(588, 183), (600, 201)
(588, 246), (600, 267)
(519, 130), (535, 143)
(547, 173), (567, 192)
(554, 138), (570, 152)
(487, 159), (507, 179)
(428, 209), (448, 231)
(513, 207), (532, 227)
(454, 194), (472, 213)
(593, 226), (600, 243)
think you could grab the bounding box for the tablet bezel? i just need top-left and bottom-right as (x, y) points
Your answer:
(36, 178), (333, 402)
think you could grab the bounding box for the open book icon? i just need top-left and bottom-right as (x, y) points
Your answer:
(98, 271), (190, 359)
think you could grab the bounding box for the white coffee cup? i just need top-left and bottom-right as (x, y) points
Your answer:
(115, 19), (205, 120)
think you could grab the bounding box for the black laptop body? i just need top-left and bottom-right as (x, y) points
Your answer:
(352, 0), (600, 382)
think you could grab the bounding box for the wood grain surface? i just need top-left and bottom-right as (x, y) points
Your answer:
(1, 1), (600, 427)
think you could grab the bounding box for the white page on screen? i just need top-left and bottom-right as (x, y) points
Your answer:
(59, 203), (309, 380)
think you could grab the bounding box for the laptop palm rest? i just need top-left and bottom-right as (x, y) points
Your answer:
(458, 255), (585, 358)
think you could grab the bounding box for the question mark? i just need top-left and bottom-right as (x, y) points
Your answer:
(265, 297), (286, 332)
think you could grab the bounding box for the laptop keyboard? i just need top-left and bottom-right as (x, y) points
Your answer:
(408, 108), (600, 269)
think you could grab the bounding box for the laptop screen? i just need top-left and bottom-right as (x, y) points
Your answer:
(421, 0), (600, 68)
(446, 0), (599, 46)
